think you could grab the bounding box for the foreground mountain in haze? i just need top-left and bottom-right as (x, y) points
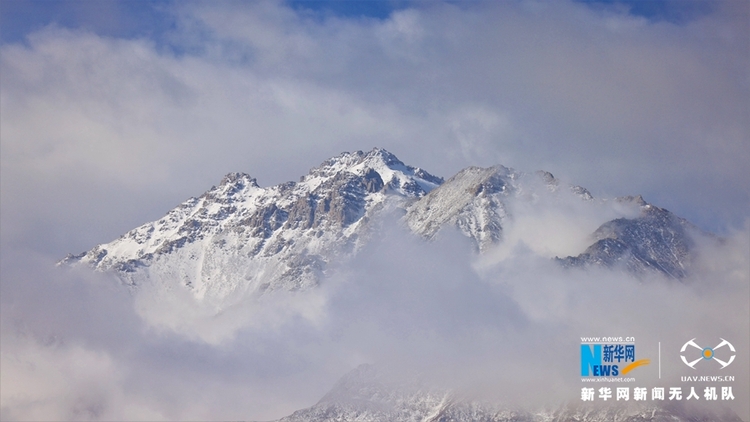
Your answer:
(277, 364), (743, 422)
(61, 148), (703, 301)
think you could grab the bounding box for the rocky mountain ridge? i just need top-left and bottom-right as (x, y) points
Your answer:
(557, 196), (697, 278)
(62, 148), (704, 303)
(62, 148), (442, 303)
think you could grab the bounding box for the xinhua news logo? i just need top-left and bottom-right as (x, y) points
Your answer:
(680, 338), (736, 370)
(581, 341), (649, 377)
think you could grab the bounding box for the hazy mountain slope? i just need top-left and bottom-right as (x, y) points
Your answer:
(404, 165), (516, 252)
(404, 166), (593, 251)
(557, 196), (702, 279)
(277, 364), (743, 422)
(277, 364), (539, 422)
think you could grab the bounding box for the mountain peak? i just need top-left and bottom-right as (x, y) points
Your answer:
(361, 147), (407, 169)
(616, 194), (648, 207)
(405, 165), (518, 250)
(306, 148), (401, 173)
(62, 148), (450, 297)
(301, 148), (443, 198)
(219, 172), (258, 188)
(558, 200), (701, 279)
(62, 149), (704, 301)
(200, 172), (262, 205)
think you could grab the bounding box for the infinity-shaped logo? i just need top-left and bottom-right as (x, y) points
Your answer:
(680, 338), (735, 369)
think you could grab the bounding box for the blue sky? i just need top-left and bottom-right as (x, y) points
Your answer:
(0, 0), (747, 248)
(1, 1), (157, 42)
(0, 0), (720, 43)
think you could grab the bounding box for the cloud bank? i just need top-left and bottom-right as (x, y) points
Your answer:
(1, 0), (748, 255)
(1, 0), (748, 420)
(2, 213), (748, 420)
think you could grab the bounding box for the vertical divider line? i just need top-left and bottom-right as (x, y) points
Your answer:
(658, 342), (661, 379)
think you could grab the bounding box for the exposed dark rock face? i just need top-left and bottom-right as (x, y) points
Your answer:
(557, 198), (700, 279)
(60, 148), (443, 297)
(61, 149), (708, 300)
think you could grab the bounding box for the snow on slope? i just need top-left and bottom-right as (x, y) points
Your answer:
(61, 148), (442, 304)
(405, 165), (516, 251)
(404, 165), (596, 252)
(61, 148), (706, 306)
(557, 196), (703, 279)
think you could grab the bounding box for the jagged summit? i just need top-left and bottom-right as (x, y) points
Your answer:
(61, 148), (445, 300)
(219, 171), (258, 187)
(405, 165), (517, 250)
(557, 197), (700, 279)
(301, 148), (443, 197)
(61, 148), (706, 302)
(404, 165), (596, 251)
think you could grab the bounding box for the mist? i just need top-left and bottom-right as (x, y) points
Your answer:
(2, 209), (748, 420)
(1, 0), (748, 420)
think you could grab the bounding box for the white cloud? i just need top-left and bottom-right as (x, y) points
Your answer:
(1, 217), (748, 420)
(1, 0), (748, 420)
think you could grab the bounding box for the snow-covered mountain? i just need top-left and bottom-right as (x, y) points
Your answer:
(277, 364), (743, 422)
(58, 148), (729, 421)
(61, 148), (442, 303)
(62, 148), (703, 302)
(405, 165), (516, 252)
(405, 165), (592, 251)
(557, 196), (700, 279)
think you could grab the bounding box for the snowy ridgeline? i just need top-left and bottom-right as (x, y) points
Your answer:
(62, 147), (706, 302)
